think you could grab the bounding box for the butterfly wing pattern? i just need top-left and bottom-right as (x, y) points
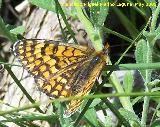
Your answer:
(13, 39), (108, 117)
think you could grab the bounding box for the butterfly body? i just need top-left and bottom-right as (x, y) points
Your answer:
(13, 39), (108, 117)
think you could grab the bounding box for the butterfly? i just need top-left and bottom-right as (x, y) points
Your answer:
(13, 39), (109, 117)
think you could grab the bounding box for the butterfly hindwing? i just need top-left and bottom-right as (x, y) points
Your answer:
(64, 55), (106, 117)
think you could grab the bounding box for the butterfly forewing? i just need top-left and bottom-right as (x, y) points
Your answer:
(13, 39), (94, 97)
(13, 39), (108, 117)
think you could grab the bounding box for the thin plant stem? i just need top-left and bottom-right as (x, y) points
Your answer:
(150, 1), (160, 32)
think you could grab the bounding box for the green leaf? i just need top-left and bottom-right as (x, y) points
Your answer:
(28, 0), (76, 17)
(54, 102), (72, 127)
(151, 119), (160, 127)
(74, 0), (103, 51)
(10, 26), (25, 35)
(135, 39), (152, 81)
(0, 122), (8, 127)
(143, 26), (160, 47)
(84, 108), (99, 127)
(143, 31), (156, 45)
(0, 17), (16, 42)
(89, 98), (101, 108)
(28, 0), (55, 11)
(150, 84), (160, 103)
(90, 0), (109, 27)
(148, 79), (160, 88)
(123, 71), (134, 93)
(119, 108), (141, 127)
(155, 25), (160, 35)
(157, 110), (160, 117)
(104, 116), (113, 127)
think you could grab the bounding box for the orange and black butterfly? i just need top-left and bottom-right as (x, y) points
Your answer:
(13, 39), (109, 117)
